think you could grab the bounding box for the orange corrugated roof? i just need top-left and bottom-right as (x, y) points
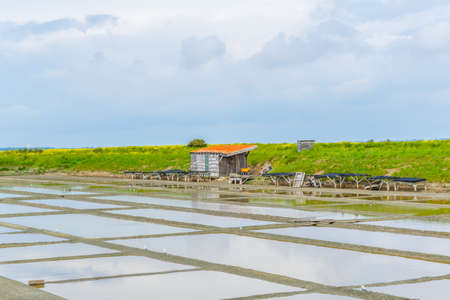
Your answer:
(191, 144), (257, 155)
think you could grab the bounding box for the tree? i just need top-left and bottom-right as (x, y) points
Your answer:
(188, 139), (207, 147)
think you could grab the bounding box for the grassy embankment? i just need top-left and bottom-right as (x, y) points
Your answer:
(0, 140), (448, 182)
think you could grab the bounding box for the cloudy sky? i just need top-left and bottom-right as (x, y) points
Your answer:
(1, 0), (449, 147)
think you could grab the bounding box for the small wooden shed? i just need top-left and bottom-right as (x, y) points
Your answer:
(297, 140), (315, 152)
(190, 145), (257, 177)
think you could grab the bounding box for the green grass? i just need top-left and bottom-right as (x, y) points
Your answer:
(87, 185), (111, 189)
(415, 200), (450, 205)
(249, 140), (450, 182)
(0, 140), (448, 182)
(37, 183), (67, 186)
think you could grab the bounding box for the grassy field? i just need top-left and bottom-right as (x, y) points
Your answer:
(0, 140), (449, 182)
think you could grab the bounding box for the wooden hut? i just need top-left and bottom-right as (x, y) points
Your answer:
(190, 145), (257, 177)
(297, 140), (315, 152)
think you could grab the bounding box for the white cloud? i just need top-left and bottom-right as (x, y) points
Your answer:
(0, 0), (449, 146)
(357, 4), (450, 47)
(0, 0), (328, 59)
(180, 36), (226, 68)
(417, 22), (450, 50)
(0, 15), (118, 41)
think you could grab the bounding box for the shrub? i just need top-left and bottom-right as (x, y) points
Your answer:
(15, 148), (43, 153)
(187, 139), (207, 148)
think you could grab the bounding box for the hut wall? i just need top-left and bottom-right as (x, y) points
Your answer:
(207, 154), (220, 177)
(192, 152), (250, 177)
(190, 153), (220, 177)
(219, 157), (230, 176)
(190, 153), (205, 172)
(219, 153), (248, 176)
(297, 140), (315, 152)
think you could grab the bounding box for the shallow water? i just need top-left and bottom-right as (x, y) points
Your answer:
(413, 199), (450, 205)
(95, 195), (369, 220)
(23, 199), (126, 210)
(247, 198), (339, 207)
(358, 195), (434, 201)
(0, 243), (116, 262)
(258, 227), (450, 257)
(367, 279), (449, 300)
(0, 225), (18, 233)
(0, 193), (25, 199)
(4, 214), (194, 238)
(0, 180), (448, 299)
(3, 186), (93, 196)
(207, 203), (368, 220)
(310, 193), (367, 198)
(0, 233), (65, 244)
(43, 270), (299, 300)
(325, 203), (448, 216)
(112, 234), (450, 286)
(111, 208), (273, 227)
(0, 203), (54, 215)
(66, 185), (88, 190)
(93, 195), (197, 208)
(364, 218), (450, 233)
(0, 256), (191, 282)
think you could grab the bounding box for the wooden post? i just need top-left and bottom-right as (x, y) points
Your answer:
(28, 280), (45, 288)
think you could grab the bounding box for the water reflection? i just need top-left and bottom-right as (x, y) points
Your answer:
(93, 195), (195, 208)
(0, 233), (65, 244)
(3, 186), (93, 196)
(413, 199), (450, 205)
(246, 198), (339, 207)
(112, 208), (273, 228)
(0, 193), (25, 199)
(368, 279), (449, 300)
(4, 214), (194, 238)
(24, 199), (126, 210)
(0, 203), (54, 215)
(95, 195), (368, 220)
(0, 226), (18, 233)
(258, 227), (450, 257)
(112, 234), (450, 286)
(364, 219), (450, 233)
(358, 195), (433, 201)
(0, 256), (190, 282)
(44, 270), (299, 300)
(0, 243), (116, 262)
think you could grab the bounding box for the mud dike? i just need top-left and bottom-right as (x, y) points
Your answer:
(0, 175), (449, 299)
